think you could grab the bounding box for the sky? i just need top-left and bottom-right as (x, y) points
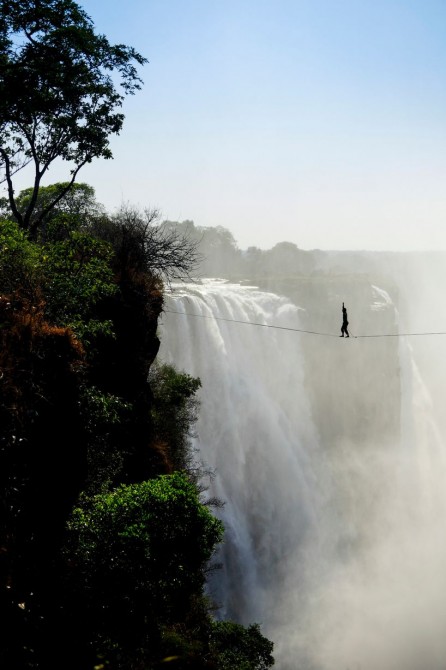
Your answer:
(11, 0), (446, 251)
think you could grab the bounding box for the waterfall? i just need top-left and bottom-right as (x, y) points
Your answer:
(158, 277), (446, 670)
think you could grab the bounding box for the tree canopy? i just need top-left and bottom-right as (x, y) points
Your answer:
(0, 0), (146, 235)
(0, 181), (103, 225)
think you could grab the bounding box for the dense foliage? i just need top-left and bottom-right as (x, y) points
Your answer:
(150, 363), (202, 472)
(0, 184), (274, 669)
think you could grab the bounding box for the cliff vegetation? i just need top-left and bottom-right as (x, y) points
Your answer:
(0, 187), (274, 669)
(0, 0), (274, 666)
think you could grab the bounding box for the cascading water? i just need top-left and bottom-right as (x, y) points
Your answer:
(158, 276), (446, 670)
(160, 281), (331, 621)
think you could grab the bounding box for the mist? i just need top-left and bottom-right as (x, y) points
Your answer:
(158, 234), (446, 670)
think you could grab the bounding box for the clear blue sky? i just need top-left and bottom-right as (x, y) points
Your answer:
(21, 1), (446, 250)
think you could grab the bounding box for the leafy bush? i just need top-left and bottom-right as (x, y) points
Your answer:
(0, 219), (41, 298)
(0, 219), (117, 345)
(79, 386), (131, 492)
(67, 472), (223, 615)
(41, 230), (116, 341)
(210, 621), (274, 670)
(150, 363), (202, 472)
(66, 472), (224, 663)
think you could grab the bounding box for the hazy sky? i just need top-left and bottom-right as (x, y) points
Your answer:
(14, 1), (446, 250)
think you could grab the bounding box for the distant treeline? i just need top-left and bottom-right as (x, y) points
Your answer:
(161, 220), (315, 278)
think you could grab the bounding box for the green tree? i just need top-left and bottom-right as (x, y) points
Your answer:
(0, 182), (104, 237)
(150, 363), (202, 472)
(66, 472), (224, 664)
(0, 0), (146, 235)
(0, 218), (40, 297)
(41, 229), (116, 339)
(210, 621), (274, 670)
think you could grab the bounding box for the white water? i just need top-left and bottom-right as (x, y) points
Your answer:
(159, 277), (446, 670)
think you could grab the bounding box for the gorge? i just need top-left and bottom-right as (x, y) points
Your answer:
(159, 251), (446, 670)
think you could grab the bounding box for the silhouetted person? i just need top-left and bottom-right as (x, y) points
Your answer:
(341, 302), (349, 337)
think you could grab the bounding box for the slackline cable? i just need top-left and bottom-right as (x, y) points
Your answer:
(163, 309), (446, 339)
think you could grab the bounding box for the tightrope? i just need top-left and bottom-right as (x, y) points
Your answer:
(163, 308), (338, 337)
(163, 309), (446, 339)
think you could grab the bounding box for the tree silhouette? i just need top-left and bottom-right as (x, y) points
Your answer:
(0, 0), (146, 236)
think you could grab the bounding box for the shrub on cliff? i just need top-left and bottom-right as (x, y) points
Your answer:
(150, 363), (202, 472)
(65, 472), (224, 666)
(210, 621), (274, 670)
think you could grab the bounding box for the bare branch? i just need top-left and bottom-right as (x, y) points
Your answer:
(90, 205), (202, 283)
